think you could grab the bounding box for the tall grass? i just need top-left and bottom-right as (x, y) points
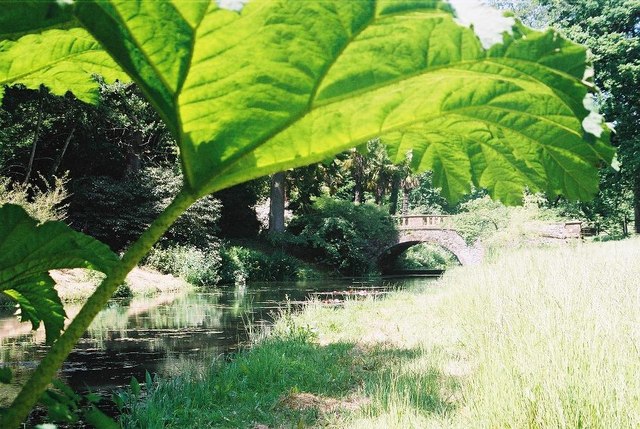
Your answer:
(300, 239), (640, 428)
(121, 325), (362, 428)
(124, 238), (640, 428)
(0, 175), (68, 222)
(442, 239), (640, 428)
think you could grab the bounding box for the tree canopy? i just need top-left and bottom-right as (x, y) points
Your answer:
(1, 0), (611, 204)
(492, 0), (640, 232)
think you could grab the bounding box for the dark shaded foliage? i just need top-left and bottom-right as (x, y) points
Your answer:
(288, 198), (397, 275)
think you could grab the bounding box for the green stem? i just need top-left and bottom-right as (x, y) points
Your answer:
(1, 189), (197, 429)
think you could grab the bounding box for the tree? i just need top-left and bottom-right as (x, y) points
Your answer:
(288, 197), (398, 275)
(0, 87), (86, 183)
(551, 0), (640, 233)
(269, 171), (286, 233)
(405, 172), (452, 214)
(488, 0), (551, 28)
(286, 163), (334, 213)
(0, 1), (610, 426)
(494, 0), (640, 232)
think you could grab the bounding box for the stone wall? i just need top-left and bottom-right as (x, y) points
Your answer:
(395, 229), (484, 266)
(535, 221), (582, 239)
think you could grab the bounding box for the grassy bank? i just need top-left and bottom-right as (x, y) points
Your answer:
(51, 267), (193, 302)
(0, 266), (192, 309)
(123, 238), (640, 428)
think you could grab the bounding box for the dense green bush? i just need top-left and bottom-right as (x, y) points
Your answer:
(449, 196), (510, 245)
(288, 197), (397, 275)
(71, 166), (220, 250)
(395, 243), (458, 270)
(145, 244), (221, 287)
(112, 281), (134, 299)
(219, 246), (318, 285)
(451, 195), (570, 250)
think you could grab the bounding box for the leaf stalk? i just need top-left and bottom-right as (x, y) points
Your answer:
(0, 189), (197, 429)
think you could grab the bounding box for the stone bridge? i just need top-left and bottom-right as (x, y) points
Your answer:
(379, 215), (483, 271)
(379, 215), (584, 272)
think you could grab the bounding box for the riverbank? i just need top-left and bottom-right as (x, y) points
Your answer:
(123, 237), (640, 428)
(0, 266), (192, 310)
(51, 267), (192, 302)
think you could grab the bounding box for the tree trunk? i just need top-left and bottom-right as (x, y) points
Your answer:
(124, 130), (143, 176)
(353, 151), (365, 204)
(353, 183), (363, 204)
(51, 126), (76, 175)
(23, 92), (44, 184)
(401, 187), (409, 215)
(269, 171), (286, 233)
(634, 177), (640, 234)
(389, 174), (400, 215)
(374, 172), (386, 205)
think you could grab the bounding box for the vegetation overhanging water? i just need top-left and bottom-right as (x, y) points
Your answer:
(0, 278), (428, 412)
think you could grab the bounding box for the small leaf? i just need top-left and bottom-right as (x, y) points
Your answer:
(85, 393), (102, 404)
(39, 391), (76, 423)
(0, 204), (119, 343)
(111, 393), (125, 411)
(51, 379), (80, 403)
(129, 376), (141, 397)
(144, 370), (153, 390)
(0, 367), (12, 384)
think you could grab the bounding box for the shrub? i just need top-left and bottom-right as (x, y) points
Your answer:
(0, 174), (68, 222)
(113, 281), (133, 299)
(219, 246), (319, 285)
(70, 166), (220, 250)
(145, 244), (221, 287)
(288, 197), (398, 275)
(395, 243), (458, 270)
(449, 196), (510, 245)
(450, 194), (575, 251)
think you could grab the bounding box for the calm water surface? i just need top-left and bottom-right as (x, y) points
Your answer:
(0, 278), (433, 419)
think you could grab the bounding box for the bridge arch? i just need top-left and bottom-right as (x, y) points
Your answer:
(379, 215), (484, 272)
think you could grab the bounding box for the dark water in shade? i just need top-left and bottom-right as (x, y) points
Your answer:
(0, 278), (434, 425)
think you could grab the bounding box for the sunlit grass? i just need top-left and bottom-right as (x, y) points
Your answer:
(126, 238), (640, 428)
(444, 238), (640, 428)
(298, 238), (640, 428)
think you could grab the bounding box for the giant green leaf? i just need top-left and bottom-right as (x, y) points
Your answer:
(0, 1), (125, 104)
(0, 1), (75, 40)
(0, 204), (119, 343)
(0, 26), (127, 104)
(0, 0), (612, 203)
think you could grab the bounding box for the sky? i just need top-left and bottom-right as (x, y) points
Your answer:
(217, 0), (515, 48)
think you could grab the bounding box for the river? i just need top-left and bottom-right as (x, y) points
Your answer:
(0, 277), (434, 424)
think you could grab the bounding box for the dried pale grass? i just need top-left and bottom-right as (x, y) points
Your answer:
(278, 392), (370, 413)
(51, 266), (191, 302)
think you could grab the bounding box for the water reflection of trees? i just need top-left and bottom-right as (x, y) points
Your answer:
(86, 292), (227, 347)
(1, 280), (413, 393)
